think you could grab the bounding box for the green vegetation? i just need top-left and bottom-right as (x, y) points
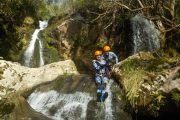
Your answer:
(120, 59), (145, 107)
(0, 0), (50, 61)
(148, 93), (166, 117)
(171, 91), (180, 106)
(56, 0), (99, 15)
(0, 95), (15, 117)
(175, 0), (180, 21)
(116, 50), (179, 117)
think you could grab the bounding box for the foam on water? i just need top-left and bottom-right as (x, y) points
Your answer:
(27, 90), (93, 120)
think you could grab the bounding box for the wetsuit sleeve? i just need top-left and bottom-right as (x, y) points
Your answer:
(111, 52), (118, 64)
(92, 60), (100, 71)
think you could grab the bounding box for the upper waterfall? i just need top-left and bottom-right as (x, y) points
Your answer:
(23, 21), (48, 67)
(130, 15), (160, 54)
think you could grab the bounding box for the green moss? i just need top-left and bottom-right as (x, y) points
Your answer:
(37, 1), (52, 20)
(43, 47), (60, 64)
(23, 17), (34, 25)
(171, 91), (180, 106)
(39, 30), (60, 64)
(52, 76), (66, 92)
(0, 96), (15, 117)
(147, 57), (168, 71)
(165, 48), (179, 57)
(147, 50), (180, 71)
(121, 58), (139, 72)
(121, 59), (145, 107)
(148, 93), (166, 117)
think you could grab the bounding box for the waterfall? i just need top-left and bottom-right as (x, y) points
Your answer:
(131, 15), (160, 54)
(26, 75), (132, 120)
(27, 90), (93, 120)
(23, 21), (48, 67)
(45, 0), (64, 5)
(105, 80), (113, 120)
(38, 38), (44, 66)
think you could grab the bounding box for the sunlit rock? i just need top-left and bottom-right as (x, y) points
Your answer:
(0, 59), (78, 95)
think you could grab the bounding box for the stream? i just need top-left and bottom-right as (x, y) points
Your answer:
(27, 75), (132, 120)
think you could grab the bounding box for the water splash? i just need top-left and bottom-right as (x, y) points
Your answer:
(131, 15), (160, 54)
(23, 21), (48, 67)
(38, 38), (44, 66)
(105, 80), (113, 120)
(27, 90), (93, 120)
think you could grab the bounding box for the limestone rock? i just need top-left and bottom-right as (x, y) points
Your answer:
(0, 59), (78, 96)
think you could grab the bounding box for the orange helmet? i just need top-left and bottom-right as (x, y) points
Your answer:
(103, 45), (111, 52)
(95, 50), (102, 56)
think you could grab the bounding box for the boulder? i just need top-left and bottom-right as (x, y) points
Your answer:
(0, 59), (78, 97)
(112, 51), (180, 118)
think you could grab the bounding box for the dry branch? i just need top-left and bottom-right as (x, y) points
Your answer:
(90, 10), (110, 23)
(137, 0), (144, 8)
(115, 1), (152, 12)
(104, 21), (113, 29)
(161, 16), (173, 24)
(87, 10), (101, 15)
(165, 24), (180, 32)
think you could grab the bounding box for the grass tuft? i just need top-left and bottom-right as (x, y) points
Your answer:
(121, 59), (144, 107)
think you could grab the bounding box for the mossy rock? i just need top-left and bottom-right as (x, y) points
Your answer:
(23, 17), (34, 25)
(33, 74), (96, 94)
(0, 96), (15, 117)
(0, 93), (51, 120)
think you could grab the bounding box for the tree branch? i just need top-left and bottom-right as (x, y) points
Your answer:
(90, 10), (110, 23)
(164, 24), (180, 32)
(137, 0), (144, 8)
(115, 1), (152, 12)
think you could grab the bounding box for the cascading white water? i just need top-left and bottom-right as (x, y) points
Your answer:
(23, 21), (48, 67)
(38, 38), (44, 66)
(105, 79), (113, 120)
(27, 90), (93, 120)
(131, 15), (160, 54)
(45, 0), (64, 5)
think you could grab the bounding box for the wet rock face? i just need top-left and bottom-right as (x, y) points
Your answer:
(42, 13), (102, 73)
(123, 15), (160, 57)
(27, 74), (95, 120)
(52, 16), (87, 60)
(112, 51), (180, 119)
(0, 93), (51, 120)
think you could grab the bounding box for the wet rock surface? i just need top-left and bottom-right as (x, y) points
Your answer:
(27, 75), (132, 120)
